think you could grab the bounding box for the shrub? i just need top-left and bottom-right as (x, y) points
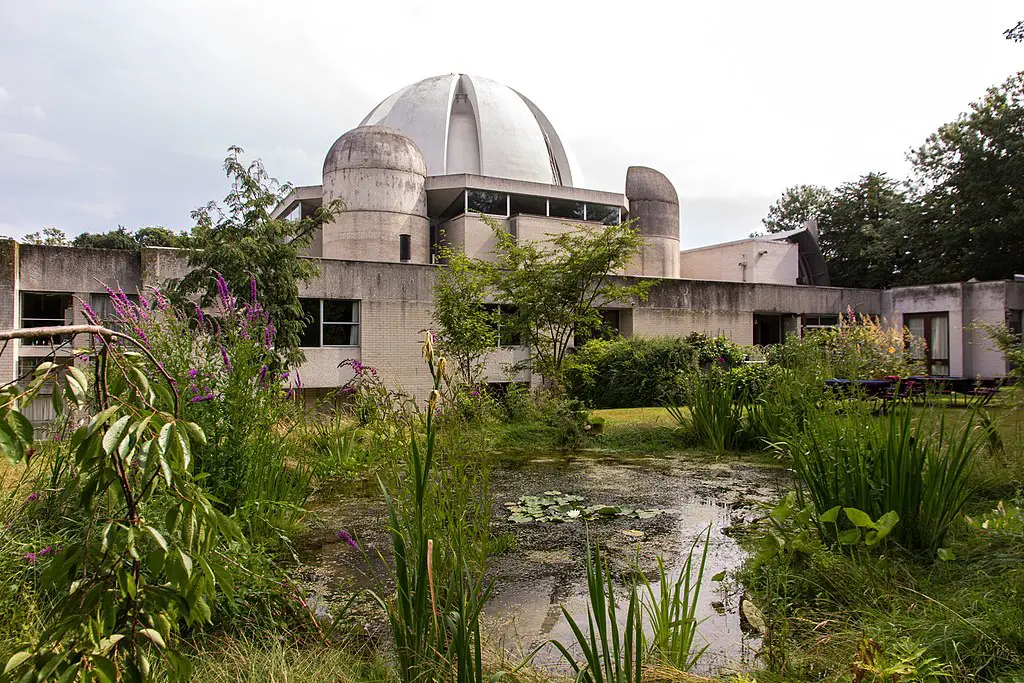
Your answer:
(92, 279), (310, 540)
(766, 310), (925, 380)
(565, 335), (746, 409)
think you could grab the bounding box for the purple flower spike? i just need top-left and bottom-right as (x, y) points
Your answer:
(250, 275), (258, 302)
(220, 346), (232, 373)
(194, 304), (205, 324)
(335, 530), (358, 549)
(81, 300), (99, 324)
(23, 552), (36, 564)
(215, 273), (234, 311)
(25, 493), (39, 504)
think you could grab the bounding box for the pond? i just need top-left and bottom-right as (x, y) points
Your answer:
(298, 451), (786, 677)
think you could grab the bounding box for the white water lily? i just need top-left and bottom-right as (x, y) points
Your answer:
(566, 509), (582, 519)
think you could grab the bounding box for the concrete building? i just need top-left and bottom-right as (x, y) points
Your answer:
(2, 73), (1022, 421)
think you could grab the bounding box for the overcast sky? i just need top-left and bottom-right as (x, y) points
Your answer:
(1, 1), (1020, 248)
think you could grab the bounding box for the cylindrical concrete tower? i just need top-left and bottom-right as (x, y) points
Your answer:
(322, 126), (429, 262)
(624, 166), (680, 278)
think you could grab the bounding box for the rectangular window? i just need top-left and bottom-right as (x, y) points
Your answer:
(299, 299), (360, 348)
(904, 313), (950, 376)
(509, 194), (547, 217)
(585, 204), (621, 225)
(548, 198), (585, 220)
(575, 309), (623, 346)
(400, 234), (412, 262)
(21, 292), (71, 347)
(802, 314), (839, 332)
(482, 304), (521, 347)
(467, 190), (508, 216)
(89, 292), (139, 330)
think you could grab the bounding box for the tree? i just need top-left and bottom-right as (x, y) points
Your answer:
(22, 227), (70, 246)
(484, 217), (653, 389)
(1006, 21), (1024, 42)
(73, 226), (190, 250)
(818, 173), (912, 289)
(908, 71), (1024, 283)
(172, 147), (341, 365)
(431, 245), (497, 386)
(761, 185), (833, 234)
(73, 226), (140, 250)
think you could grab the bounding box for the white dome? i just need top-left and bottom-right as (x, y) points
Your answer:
(359, 74), (584, 187)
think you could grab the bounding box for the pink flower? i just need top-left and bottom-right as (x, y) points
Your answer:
(25, 493), (39, 504)
(335, 530), (358, 549)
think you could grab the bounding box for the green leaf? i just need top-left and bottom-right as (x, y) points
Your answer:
(145, 526), (168, 551)
(7, 411), (34, 446)
(67, 365), (89, 392)
(937, 547), (956, 562)
(4, 651), (31, 674)
(138, 628), (166, 649)
(91, 655), (117, 683)
(711, 571), (726, 582)
(0, 422), (24, 463)
(843, 507), (876, 529)
(102, 415), (131, 455)
(181, 421), (207, 447)
(819, 505), (842, 524)
(838, 528), (862, 545)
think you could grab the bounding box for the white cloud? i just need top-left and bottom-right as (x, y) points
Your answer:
(0, 132), (77, 163)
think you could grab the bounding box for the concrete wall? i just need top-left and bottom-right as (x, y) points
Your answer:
(0, 241), (18, 381)
(633, 278), (882, 345)
(884, 280), (1024, 378)
(679, 240), (799, 285)
(6, 241), (1020, 398)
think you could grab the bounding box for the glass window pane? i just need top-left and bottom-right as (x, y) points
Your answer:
(930, 315), (949, 360)
(438, 191), (466, 221)
(323, 300), (357, 323)
(467, 190), (507, 216)
(299, 298), (320, 348)
(400, 234), (411, 262)
(586, 204), (620, 225)
(905, 316), (926, 359)
(323, 324), (358, 346)
(548, 198), (585, 220)
(509, 194), (547, 217)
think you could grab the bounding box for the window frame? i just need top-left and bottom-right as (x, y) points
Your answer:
(904, 312), (950, 376)
(20, 292), (72, 347)
(299, 298), (360, 348)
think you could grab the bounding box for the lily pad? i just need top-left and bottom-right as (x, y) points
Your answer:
(505, 492), (670, 525)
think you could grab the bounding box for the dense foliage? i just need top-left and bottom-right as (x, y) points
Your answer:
(564, 333), (746, 408)
(482, 216), (654, 389)
(172, 147), (342, 366)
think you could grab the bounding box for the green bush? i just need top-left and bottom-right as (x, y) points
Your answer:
(96, 279), (310, 540)
(565, 334), (746, 409)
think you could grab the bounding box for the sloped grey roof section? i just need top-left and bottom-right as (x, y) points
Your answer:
(359, 74), (582, 187)
(784, 220), (830, 286)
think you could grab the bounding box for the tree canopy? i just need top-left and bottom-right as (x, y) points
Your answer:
(761, 185), (832, 234)
(483, 217), (653, 389)
(171, 146), (341, 366)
